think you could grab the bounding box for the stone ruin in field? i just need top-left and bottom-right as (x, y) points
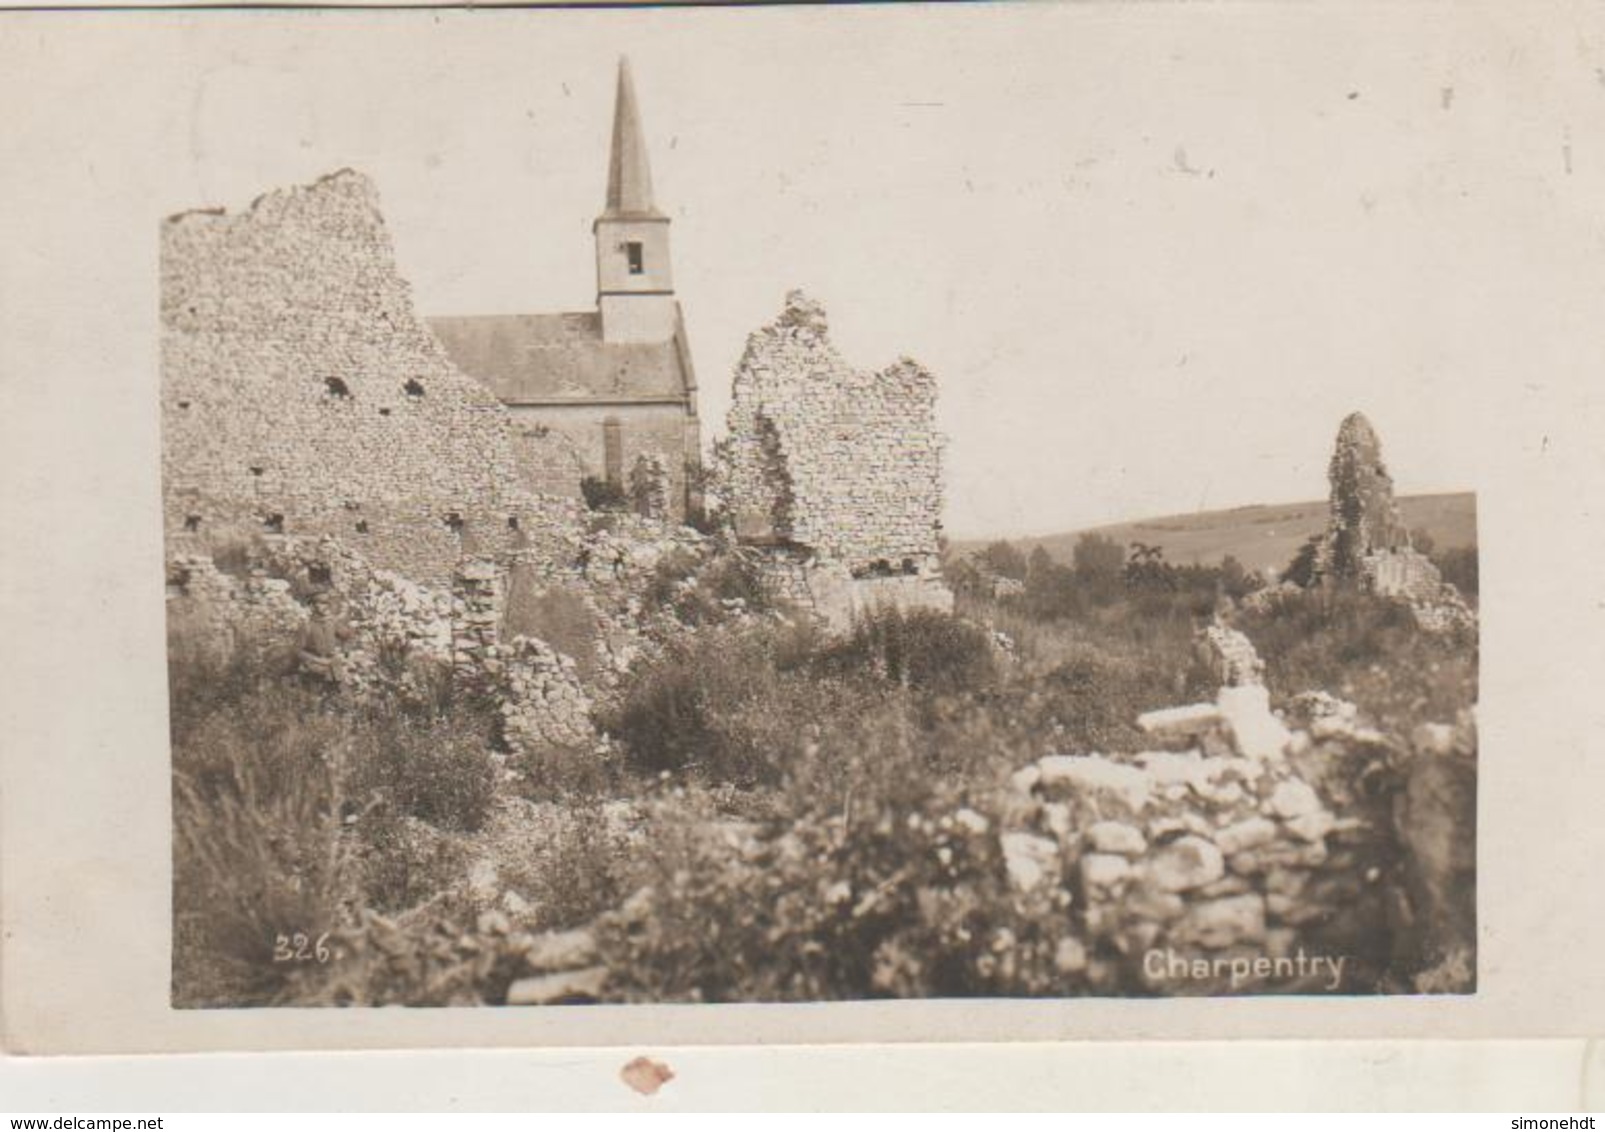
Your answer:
(720, 290), (954, 630)
(1253, 411), (1475, 634)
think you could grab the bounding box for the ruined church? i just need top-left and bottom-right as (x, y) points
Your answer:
(159, 57), (951, 623)
(428, 59), (703, 522)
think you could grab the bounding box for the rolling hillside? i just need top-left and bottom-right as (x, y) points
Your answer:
(954, 492), (1476, 577)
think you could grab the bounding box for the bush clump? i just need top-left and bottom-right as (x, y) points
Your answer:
(603, 622), (860, 786)
(815, 607), (998, 698)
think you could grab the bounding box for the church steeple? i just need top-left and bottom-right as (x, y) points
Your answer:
(604, 57), (661, 219)
(595, 56), (676, 343)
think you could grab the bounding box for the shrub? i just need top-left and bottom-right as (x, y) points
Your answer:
(494, 801), (633, 931)
(975, 539), (1029, 581)
(598, 704), (1079, 1002)
(1235, 586), (1476, 733)
(1281, 534), (1322, 587)
(355, 808), (471, 914)
(1433, 546), (1478, 599)
(510, 739), (622, 802)
(580, 475), (629, 512)
(643, 547), (776, 627)
(815, 608), (997, 698)
(348, 710), (499, 834)
(603, 622), (854, 786)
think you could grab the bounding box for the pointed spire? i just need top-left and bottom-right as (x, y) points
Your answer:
(604, 57), (661, 218)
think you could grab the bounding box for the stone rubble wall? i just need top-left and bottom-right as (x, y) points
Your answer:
(1199, 619), (1266, 688)
(722, 291), (944, 575)
(161, 169), (582, 588)
(167, 512), (712, 760)
(997, 626), (1475, 994)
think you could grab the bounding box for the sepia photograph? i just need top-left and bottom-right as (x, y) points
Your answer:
(16, 0), (1605, 1076)
(152, 21), (1480, 1011)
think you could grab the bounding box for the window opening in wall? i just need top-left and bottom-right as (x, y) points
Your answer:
(183, 515), (202, 532)
(445, 512), (465, 534)
(308, 564), (332, 587)
(264, 513), (285, 534)
(249, 465), (264, 477)
(355, 520), (369, 534)
(507, 516), (520, 531)
(404, 378), (425, 398)
(379, 407), (392, 417)
(902, 557), (917, 575)
(603, 417), (624, 487)
(325, 376), (351, 398)
(177, 400), (191, 410)
(625, 241), (644, 275)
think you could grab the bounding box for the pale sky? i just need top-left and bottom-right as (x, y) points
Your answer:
(9, 3), (1603, 538)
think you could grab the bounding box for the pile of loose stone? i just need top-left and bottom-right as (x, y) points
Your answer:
(990, 619), (1465, 995)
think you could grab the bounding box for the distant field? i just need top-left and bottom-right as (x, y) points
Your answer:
(954, 492), (1476, 576)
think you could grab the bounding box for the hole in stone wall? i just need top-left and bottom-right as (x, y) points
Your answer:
(404, 379), (425, 398)
(379, 407), (392, 417)
(325, 376), (352, 399)
(507, 516), (520, 531)
(308, 564), (332, 586)
(249, 465), (264, 477)
(184, 514), (202, 532)
(177, 400), (191, 410)
(355, 520), (369, 534)
(445, 512), (465, 534)
(902, 557), (917, 575)
(264, 513), (285, 534)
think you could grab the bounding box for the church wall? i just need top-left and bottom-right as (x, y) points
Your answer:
(507, 402), (698, 519)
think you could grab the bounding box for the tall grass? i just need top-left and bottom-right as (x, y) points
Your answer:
(171, 676), (359, 1006)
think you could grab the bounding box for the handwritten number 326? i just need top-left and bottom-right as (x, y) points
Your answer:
(272, 931), (333, 963)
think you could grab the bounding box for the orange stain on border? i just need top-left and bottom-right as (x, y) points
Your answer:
(620, 1056), (675, 1096)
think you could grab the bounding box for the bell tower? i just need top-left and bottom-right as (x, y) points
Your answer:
(595, 57), (677, 344)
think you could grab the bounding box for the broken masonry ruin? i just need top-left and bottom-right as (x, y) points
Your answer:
(1315, 412), (1474, 631)
(161, 168), (585, 588)
(721, 290), (954, 630)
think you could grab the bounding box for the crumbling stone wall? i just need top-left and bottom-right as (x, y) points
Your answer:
(166, 511), (712, 760)
(723, 291), (943, 575)
(999, 625), (1475, 995)
(161, 169), (579, 587)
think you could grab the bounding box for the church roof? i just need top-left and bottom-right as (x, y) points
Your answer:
(602, 56), (664, 220)
(427, 310), (694, 405)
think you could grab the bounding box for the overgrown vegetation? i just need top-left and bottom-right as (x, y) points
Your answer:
(170, 525), (1476, 1007)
